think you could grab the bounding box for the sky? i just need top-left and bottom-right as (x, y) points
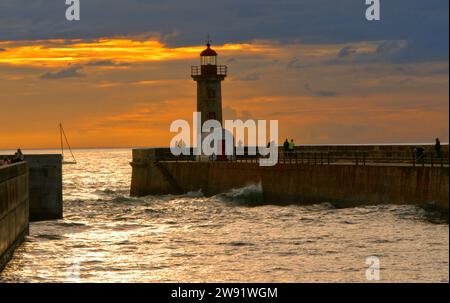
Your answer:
(0, 0), (448, 149)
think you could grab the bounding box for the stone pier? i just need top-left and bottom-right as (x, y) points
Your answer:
(24, 155), (63, 221)
(130, 146), (449, 210)
(0, 162), (29, 271)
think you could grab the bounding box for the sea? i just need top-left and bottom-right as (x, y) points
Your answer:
(0, 148), (448, 282)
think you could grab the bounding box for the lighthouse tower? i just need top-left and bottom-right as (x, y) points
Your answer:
(191, 41), (227, 127)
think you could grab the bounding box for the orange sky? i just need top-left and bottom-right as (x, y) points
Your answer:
(0, 37), (448, 149)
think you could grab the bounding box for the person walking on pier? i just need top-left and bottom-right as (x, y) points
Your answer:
(435, 138), (441, 159)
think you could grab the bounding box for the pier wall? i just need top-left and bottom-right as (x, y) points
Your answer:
(24, 155), (63, 221)
(131, 160), (260, 196)
(0, 162), (29, 271)
(261, 164), (448, 209)
(130, 148), (449, 210)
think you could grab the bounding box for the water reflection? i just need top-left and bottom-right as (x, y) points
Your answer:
(0, 149), (448, 282)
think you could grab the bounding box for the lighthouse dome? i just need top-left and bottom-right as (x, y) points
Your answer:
(200, 44), (217, 56)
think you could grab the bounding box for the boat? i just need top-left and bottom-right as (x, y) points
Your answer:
(59, 123), (77, 165)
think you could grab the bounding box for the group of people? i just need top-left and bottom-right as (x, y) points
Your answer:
(283, 139), (296, 156)
(0, 149), (24, 166)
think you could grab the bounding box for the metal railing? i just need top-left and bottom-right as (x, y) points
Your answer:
(191, 66), (201, 76)
(150, 149), (449, 168)
(273, 151), (449, 167)
(191, 65), (227, 76)
(216, 65), (227, 76)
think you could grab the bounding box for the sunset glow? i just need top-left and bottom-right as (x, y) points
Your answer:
(0, 38), (275, 67)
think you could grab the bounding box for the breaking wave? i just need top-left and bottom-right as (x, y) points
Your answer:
(214, 184), (264, 206)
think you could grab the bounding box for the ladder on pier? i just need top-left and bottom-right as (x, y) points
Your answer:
(153, 161), (184, 195)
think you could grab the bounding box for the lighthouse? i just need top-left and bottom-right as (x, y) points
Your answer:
(191, 41), (227, 126)
(191, 41), (229, 159)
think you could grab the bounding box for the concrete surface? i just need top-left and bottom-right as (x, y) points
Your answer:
(0, 162), (29, 272)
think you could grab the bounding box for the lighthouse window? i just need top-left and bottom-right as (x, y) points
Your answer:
(207, 89), (216, 99)
(201, 56), (217, 66)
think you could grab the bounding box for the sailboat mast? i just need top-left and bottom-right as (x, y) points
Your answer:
(61, 125), (76, 163)
(59, 123), (64, 157)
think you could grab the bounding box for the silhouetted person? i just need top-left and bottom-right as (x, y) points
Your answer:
(283, 139), (289, 158)
(1, 157), (11, 166)
(435, 138), (441, 159)
(12, 149), (24, 163)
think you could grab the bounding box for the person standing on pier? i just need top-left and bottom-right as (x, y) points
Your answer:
(283, 139), (289, 159)
(289, 139), (295, 157)
(435, 138), (441, 159)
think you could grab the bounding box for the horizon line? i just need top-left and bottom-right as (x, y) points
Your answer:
(0, 142), (448, 152)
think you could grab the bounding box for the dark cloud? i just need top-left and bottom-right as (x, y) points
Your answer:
(304, 83), (337, 97)
(0, 0), (447, 63)
(287, 58), (306, 70)
(226, 58), (238, 64)
(0, 48), (6, 52)
(85, 60), (130, 67)
(40, 65), (85, 80)
(375, 40), (405, 54)
(338, 46), (357, 58)
(328, 40), (408, 65)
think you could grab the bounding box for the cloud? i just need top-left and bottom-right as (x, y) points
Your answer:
(287, 58), (306, 69)
(0, 0), (446, 63)
(236, 73), (260, 81)
(0, 48), (6, 52)
(375, 40), (406, 55)
(40, 66), (85, 80)
(85, 60), (130, 67)
(0, 38), (271, 67)
(304, 83), (337, 97)
(223, 106), (255, 121)
(337, 46), (357, 58)
(328, 40), (409, 65)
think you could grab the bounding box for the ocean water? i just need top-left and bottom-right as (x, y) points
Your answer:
(0, 149), (448, 282)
